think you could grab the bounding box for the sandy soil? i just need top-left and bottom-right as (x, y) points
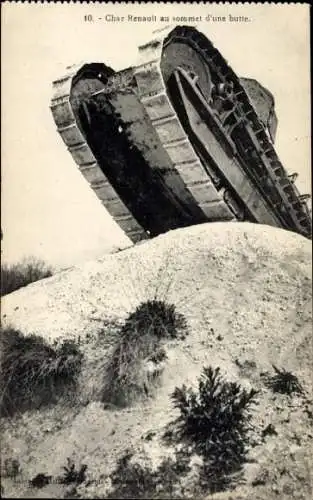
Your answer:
(1, 222), (312, 499)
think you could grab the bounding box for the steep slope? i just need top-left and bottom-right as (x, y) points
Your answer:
(1, 222), (312, 499)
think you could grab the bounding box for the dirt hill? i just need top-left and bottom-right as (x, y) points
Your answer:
(1, 222), (312, 499)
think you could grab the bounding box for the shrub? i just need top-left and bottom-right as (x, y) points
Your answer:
(3, 458), (21, 478)
(169, 367), (258, 493)
(106, 451), (157, 499)
(105, 448), (191, 499)
(29, 473), (52, 489)
(59, 458), (88, 485)
(264, 365), (304, 395)
(102, 300), (187, 407)
(0, 326), (83, 417)
(1, 257), (53, 296)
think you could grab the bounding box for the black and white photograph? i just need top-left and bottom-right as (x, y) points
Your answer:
(1, 3), (312, 499)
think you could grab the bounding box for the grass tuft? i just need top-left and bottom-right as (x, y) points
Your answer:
(264, 365), (304, 395)
(1, 257), (53, 296)
(0, 326), (83, 417)
(102, 300), (187, 407)
(123, 300), (187, 340)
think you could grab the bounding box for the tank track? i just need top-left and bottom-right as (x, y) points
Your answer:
(51, 26), (311, 242)
(134, 30), (234, 224)
(134, 26), (311, 238)
(50, 64), (148, 243)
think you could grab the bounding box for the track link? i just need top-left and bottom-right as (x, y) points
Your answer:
(51, 64), (148, 243)
(134, 31), (234, 223)
(134, 25), (311, 238)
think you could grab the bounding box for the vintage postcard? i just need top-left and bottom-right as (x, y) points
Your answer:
(1, 2), (312, 499)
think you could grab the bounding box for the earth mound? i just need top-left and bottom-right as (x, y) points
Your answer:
(1, 222), (312, 499)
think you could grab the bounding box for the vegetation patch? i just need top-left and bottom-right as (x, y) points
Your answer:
(59, 458), (88, 486)
(105, 448), (191, 499)
(1, 257), (53, 296)
(2, 458), (21, 479)
(166, 366), (258, 493)
(263, 365), (304, 395)
(0, 326), (83, 417)
(102, 300), (187, 407)
(29, 473), (53, 489)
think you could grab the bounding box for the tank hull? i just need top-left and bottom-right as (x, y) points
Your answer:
(51, 26), (311, 241)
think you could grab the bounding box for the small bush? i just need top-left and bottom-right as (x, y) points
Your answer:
(3, 458), (21, 478)
(0, 326), (83, 417)
(105, 448), (191, 499)
(106, 451), (157, 499)
(102, 300), (187, 407)
(169, 367), (258, 493)
(1, 257), (53, 296)
(59, 458), (88, 485)
(29, 473), (52, 489)
(264, 365), (304, 395)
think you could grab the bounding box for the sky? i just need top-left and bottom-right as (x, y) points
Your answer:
(1, 3), (311, 269)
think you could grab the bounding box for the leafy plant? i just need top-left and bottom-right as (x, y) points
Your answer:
(60, 458), (87, 485)
(168, 366), (258, 493)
